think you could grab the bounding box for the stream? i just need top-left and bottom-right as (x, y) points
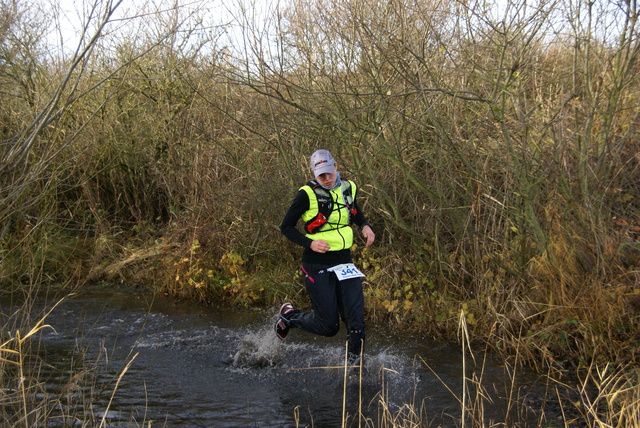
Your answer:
(5, 288), (554, 427)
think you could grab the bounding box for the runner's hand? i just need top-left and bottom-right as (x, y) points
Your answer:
(362, 225), (375, 247)
(311, 239), (330, 253)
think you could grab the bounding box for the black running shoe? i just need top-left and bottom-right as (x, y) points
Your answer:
(347, 352), (360, 367)
(346, 352), (367, 378)
(275, 303), (294, 340)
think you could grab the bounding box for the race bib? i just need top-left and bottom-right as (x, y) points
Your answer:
(328, 263), (365, 281)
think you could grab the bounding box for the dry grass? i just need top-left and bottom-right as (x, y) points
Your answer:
(373, 308), (640, 428)
(0, 295), (142, 427)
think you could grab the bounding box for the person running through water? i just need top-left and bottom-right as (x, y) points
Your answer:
(276, 149), (376, 365)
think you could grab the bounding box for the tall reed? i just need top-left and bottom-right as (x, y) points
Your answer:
(0, 294), (142, 426)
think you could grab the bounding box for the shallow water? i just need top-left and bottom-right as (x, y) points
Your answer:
(7, 289), (547, 427)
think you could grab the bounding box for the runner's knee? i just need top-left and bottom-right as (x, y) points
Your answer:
(317, 323), (339, 337)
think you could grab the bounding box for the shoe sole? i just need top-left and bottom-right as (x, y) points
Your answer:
(275, 318), (289, 340)
(275, 303), (294, 340)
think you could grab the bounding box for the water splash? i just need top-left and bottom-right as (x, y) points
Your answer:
(232, 326), (286, 367)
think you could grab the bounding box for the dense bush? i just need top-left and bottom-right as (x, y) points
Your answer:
(1, 0), (639, 372)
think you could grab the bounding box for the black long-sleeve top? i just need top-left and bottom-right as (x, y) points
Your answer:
(280, 186), (371, 265)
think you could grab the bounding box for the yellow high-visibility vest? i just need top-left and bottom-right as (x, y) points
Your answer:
(300, 180), (357, 251)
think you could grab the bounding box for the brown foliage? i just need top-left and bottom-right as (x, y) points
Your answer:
(0, 0), (639, 373)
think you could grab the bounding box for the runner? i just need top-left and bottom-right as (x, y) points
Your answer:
(276, 149), (375, 365)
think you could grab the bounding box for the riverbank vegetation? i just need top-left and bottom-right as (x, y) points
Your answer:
(1, 0), (639, 425)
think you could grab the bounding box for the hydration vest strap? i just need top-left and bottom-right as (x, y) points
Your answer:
(303, 179), (356, 235)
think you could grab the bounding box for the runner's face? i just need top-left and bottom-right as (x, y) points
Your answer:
(316, 165), (337, 188)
